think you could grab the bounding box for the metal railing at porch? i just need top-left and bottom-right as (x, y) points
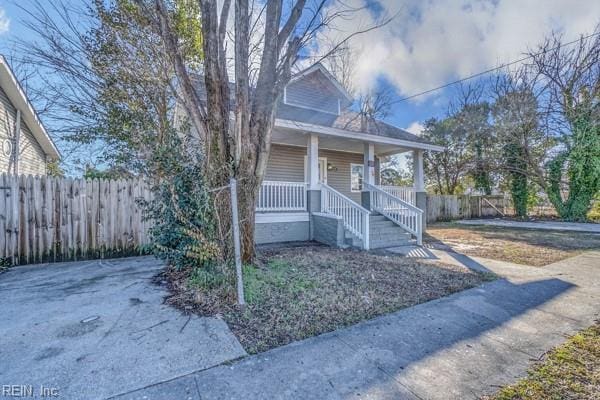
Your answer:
(365, 183), (423, 245)
(256, 181), (307, 212)
(321, 183), (370, 250)
(376, 185), (416, 205)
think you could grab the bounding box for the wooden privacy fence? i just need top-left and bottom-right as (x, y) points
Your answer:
(0, 174), (153, 265)
(426, 194), (507, 223)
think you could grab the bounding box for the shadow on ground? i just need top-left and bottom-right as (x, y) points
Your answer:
(112, 251), (600, 400)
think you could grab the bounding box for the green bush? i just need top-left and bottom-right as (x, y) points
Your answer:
(143, 135), (222, 273)
(0, 257), (11, 273)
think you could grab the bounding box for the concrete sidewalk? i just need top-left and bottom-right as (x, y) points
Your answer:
(113, 252), (600, 400)
(457, 218), (600, 233)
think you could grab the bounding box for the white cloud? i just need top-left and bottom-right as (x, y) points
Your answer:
(0, 7), (9, 34)
(315, 0), (600, 100)
(404, 121), (424, 136)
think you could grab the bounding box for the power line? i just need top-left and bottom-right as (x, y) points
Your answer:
(394, 30), (600, 103)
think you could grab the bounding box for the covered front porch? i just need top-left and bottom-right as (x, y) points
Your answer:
(255, 123), (439, 249)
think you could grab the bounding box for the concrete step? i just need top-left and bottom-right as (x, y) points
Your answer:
(370, 220), (397, 226)
(343, 213), (415, 250)
(369, 238), (413, 249)
(370, 228), (410, 238)
(369, 222), (404, 232)
(369, 215), (389, 222)
(370, 229), (411, 239)
(344, 235), (362, 248)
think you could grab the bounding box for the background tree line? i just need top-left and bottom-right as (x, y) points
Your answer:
(421, 28), (599, 221)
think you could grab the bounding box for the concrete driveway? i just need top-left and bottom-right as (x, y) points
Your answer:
(0, 257), (246, 400)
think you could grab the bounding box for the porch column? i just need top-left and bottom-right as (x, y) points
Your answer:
(307, 134), (321, 240)
(307, 134), (320, 191)
(361, 143), (375, 209)
(412, 149), (427, 229)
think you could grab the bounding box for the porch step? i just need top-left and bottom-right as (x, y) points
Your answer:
(368, 214), (413, 249)
(369, 235), (412, 249)
(341, 214), (414, 249)
(344, 231), (362, 248)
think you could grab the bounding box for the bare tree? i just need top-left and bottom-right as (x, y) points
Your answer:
(8, 1), (105, 172)
(323, 44), (394, 127)
(148, 0), (388, 261)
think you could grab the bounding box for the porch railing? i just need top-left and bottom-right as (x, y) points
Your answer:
(365, 183), (423, 245)
(257, 181), (307, 212)
(321, 183), (370, 250)
(377, 185), (416, 205)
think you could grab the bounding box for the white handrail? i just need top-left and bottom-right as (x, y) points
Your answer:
(365, 183), (423, 245)
(377, 185), (416, 205)
(321, 184), (370, 250)
(257, 181), (307, 212)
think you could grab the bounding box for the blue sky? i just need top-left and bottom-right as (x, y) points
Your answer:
(1, 0), (599, 168)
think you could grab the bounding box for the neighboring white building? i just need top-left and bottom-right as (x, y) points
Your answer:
(0, 55), (60, 176)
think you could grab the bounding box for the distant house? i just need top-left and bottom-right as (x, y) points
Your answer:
(0, 55), (59, 176)
(182, 63), (443, 250)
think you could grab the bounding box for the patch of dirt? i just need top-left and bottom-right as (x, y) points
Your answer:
(426, 223), (600, 267)
(160, 245), (487, 354)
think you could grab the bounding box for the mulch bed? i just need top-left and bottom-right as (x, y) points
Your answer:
(160, 245), (488, 354)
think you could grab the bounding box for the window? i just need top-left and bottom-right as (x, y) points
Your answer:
(2, 139), (12, 157)
(350, 164), (364, 192)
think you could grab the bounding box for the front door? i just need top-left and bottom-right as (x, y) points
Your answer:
(304, 156), (327, 184)
(318, 158), (327, 184)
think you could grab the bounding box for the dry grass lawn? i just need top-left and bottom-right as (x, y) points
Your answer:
(162, 245), (488, 354)
(426, 223), (600, 266)
(484, 322), (600, 400)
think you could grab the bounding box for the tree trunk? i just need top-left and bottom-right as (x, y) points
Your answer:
(154, 0), (323, 262)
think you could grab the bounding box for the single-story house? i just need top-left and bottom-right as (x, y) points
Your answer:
(0, 55), (60, 176)
(187, 64), (442, 250)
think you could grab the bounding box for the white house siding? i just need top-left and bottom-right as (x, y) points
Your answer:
(319, 148), (364, 203)
(265, 144), (380, 204)
(264, 144), (306, 182)
(0, 87), (47, 176)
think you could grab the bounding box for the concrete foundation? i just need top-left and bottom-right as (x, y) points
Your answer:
(255, 221), (310, 244)
(312, 213), (345, 248)
(307, 190), (321, 240)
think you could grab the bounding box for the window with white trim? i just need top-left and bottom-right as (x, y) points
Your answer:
(2, 139), (12, 157)
(350, 163), (363, 192)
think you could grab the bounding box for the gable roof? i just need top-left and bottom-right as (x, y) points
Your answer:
(290, 63), (353, 106)
(0, 55), (60, 159)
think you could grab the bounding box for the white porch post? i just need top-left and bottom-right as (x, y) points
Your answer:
(307, 134), (319, 190)
(412, 149), (424, 192)
(363, 143), (375, 186)
(306, 134), (321, 240)
(412, 149), (427, 230)
(362, 143), (375, 210)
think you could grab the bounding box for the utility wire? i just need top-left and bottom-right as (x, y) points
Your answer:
(393, 30), (600, 103)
